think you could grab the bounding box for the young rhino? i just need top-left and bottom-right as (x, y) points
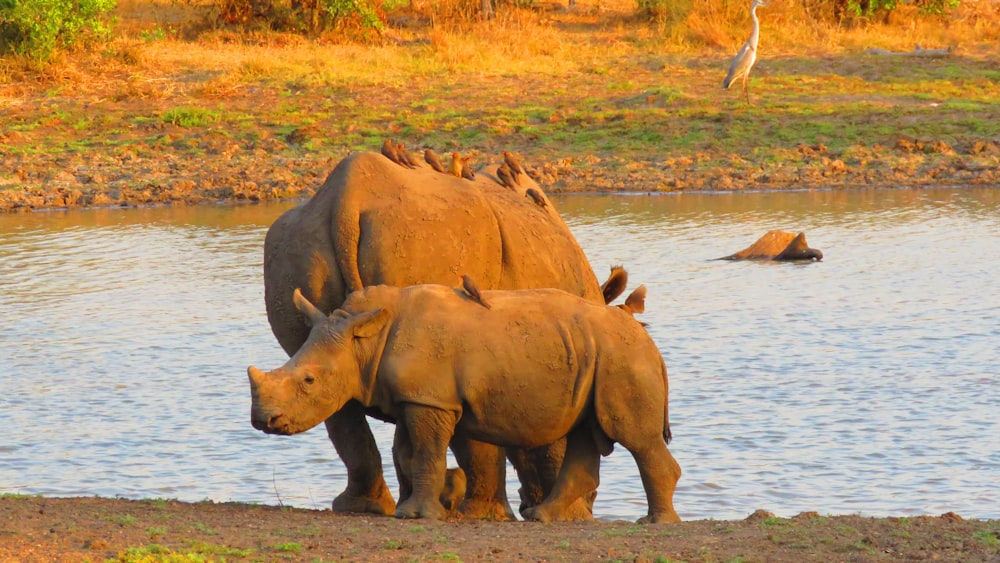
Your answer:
(247, 284), (681, 523)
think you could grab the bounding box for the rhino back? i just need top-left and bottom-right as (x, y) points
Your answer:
(264, 152), (603, 355)
(355, 285), (656, 449)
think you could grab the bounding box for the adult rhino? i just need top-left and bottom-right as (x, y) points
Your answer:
(717, 230), (823, 261)
(263, 151), (625, 520)
(249, 285), (681, 524)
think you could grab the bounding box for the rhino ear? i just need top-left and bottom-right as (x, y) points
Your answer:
(348, 308), (388, 339)
(293, 288), (327, 327)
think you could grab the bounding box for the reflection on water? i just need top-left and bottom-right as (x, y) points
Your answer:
(1, 188), (998, 521)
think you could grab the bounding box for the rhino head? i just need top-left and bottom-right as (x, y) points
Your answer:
(248, 289), (387, 435)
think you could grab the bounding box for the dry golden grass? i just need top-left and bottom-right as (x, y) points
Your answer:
(2, 0), (997, 99)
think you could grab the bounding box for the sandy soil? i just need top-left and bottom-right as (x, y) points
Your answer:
(2, 496), (998, 562)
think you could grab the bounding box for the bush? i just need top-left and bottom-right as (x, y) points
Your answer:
(206, 0), (393, 36)
(0, 0), (116, 60)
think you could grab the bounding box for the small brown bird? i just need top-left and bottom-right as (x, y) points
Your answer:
(461, 275), (491, 309)
(396, 143), (420, 168)
(450, 153), (464, 178)
(525, 188), (547, 208)
(502, 151), (524, 184)
(424, 149), (446, 173)
(381, 139), (403, 166)
(496, 164), (517, 190)
(461, 156), (476, 180)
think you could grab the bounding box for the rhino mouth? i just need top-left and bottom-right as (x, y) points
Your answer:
(252, 412), (294, 435)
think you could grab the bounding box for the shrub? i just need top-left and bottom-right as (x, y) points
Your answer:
(203, 0), (393, 36)
(0, 0), (116, 60)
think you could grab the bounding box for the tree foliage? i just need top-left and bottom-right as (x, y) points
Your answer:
(0, 0), (116, 60)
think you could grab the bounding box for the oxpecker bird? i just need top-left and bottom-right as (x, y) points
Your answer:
(381, 139), (404, 166)
(502, 151), (524, 184)
(450, 153), (464, 178)
(496, 164), (517, 190)
(525, 188), (547, 208)
(461, 275), (491, 309)
(424, 149), (446, 173)
(461, 156), (476, 180)
(396, 143), (420, 168)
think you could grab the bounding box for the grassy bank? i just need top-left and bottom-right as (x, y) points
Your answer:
(1, 0), (999, 211)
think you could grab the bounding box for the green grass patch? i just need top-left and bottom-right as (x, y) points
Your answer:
(273, 541), (303, 552)
(973, 530), (1000, 547)
(160, 107), (221, 127)
(185, 541), (252, 557)
(108, 544), (211, 562)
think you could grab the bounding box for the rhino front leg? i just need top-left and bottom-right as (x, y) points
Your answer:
(450, 432), (516, 521)
(324, 401), (397, 516)
(393, 405), (457, 520)
(522, 426), (599, 523)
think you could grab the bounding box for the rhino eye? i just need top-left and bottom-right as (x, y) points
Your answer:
(304, 375), (315, 385)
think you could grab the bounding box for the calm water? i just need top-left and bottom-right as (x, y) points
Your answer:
(1, 188), (998, 521)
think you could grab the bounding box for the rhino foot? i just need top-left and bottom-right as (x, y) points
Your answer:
(440, 468), (467, 513)
(522, 498), (594, 523)
(395, 497), (448, 520)
(331, 487), (396, 516)
(637, 510), (681, 524)
(458, 497), (516, 521)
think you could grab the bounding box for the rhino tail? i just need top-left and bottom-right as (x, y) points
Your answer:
(600, 265), (628, 304)
(662, 359), (672, 445)
(333, 213), (365, 294)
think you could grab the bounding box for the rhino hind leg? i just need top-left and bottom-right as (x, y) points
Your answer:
(449, 433), (516, 521)
(510, 440), (595, 521)
(324, 402), (397, 516)
(521, 426), (599, 523)
(629, 441), (682, 524)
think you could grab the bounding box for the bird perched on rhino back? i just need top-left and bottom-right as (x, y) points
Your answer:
(723, 0), (768, 105)
(461, 275), (491, 309)
(502, 151), (524, 184)
(424, 149), (446, 173)
(525, 188), (548, 208)
(461, 156), (476, 180)
(396, 143), (420, 168)
(381, 139), (404, 166)
(496, 163), (517, 190)
(450, 153), (464, 178)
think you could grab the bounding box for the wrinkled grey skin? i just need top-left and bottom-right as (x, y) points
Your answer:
(249, 285), (681, 523)
(262, 151), (625, 520)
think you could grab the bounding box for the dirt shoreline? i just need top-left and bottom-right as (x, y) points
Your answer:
(2, 496), (998, 562)
(3, 149), (999, 214)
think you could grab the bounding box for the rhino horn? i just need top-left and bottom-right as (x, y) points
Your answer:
(293, 288), (327, 327)
(247, 365), (266, 387)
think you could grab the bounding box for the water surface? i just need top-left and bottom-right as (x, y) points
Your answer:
(1, 188), (997, 521)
